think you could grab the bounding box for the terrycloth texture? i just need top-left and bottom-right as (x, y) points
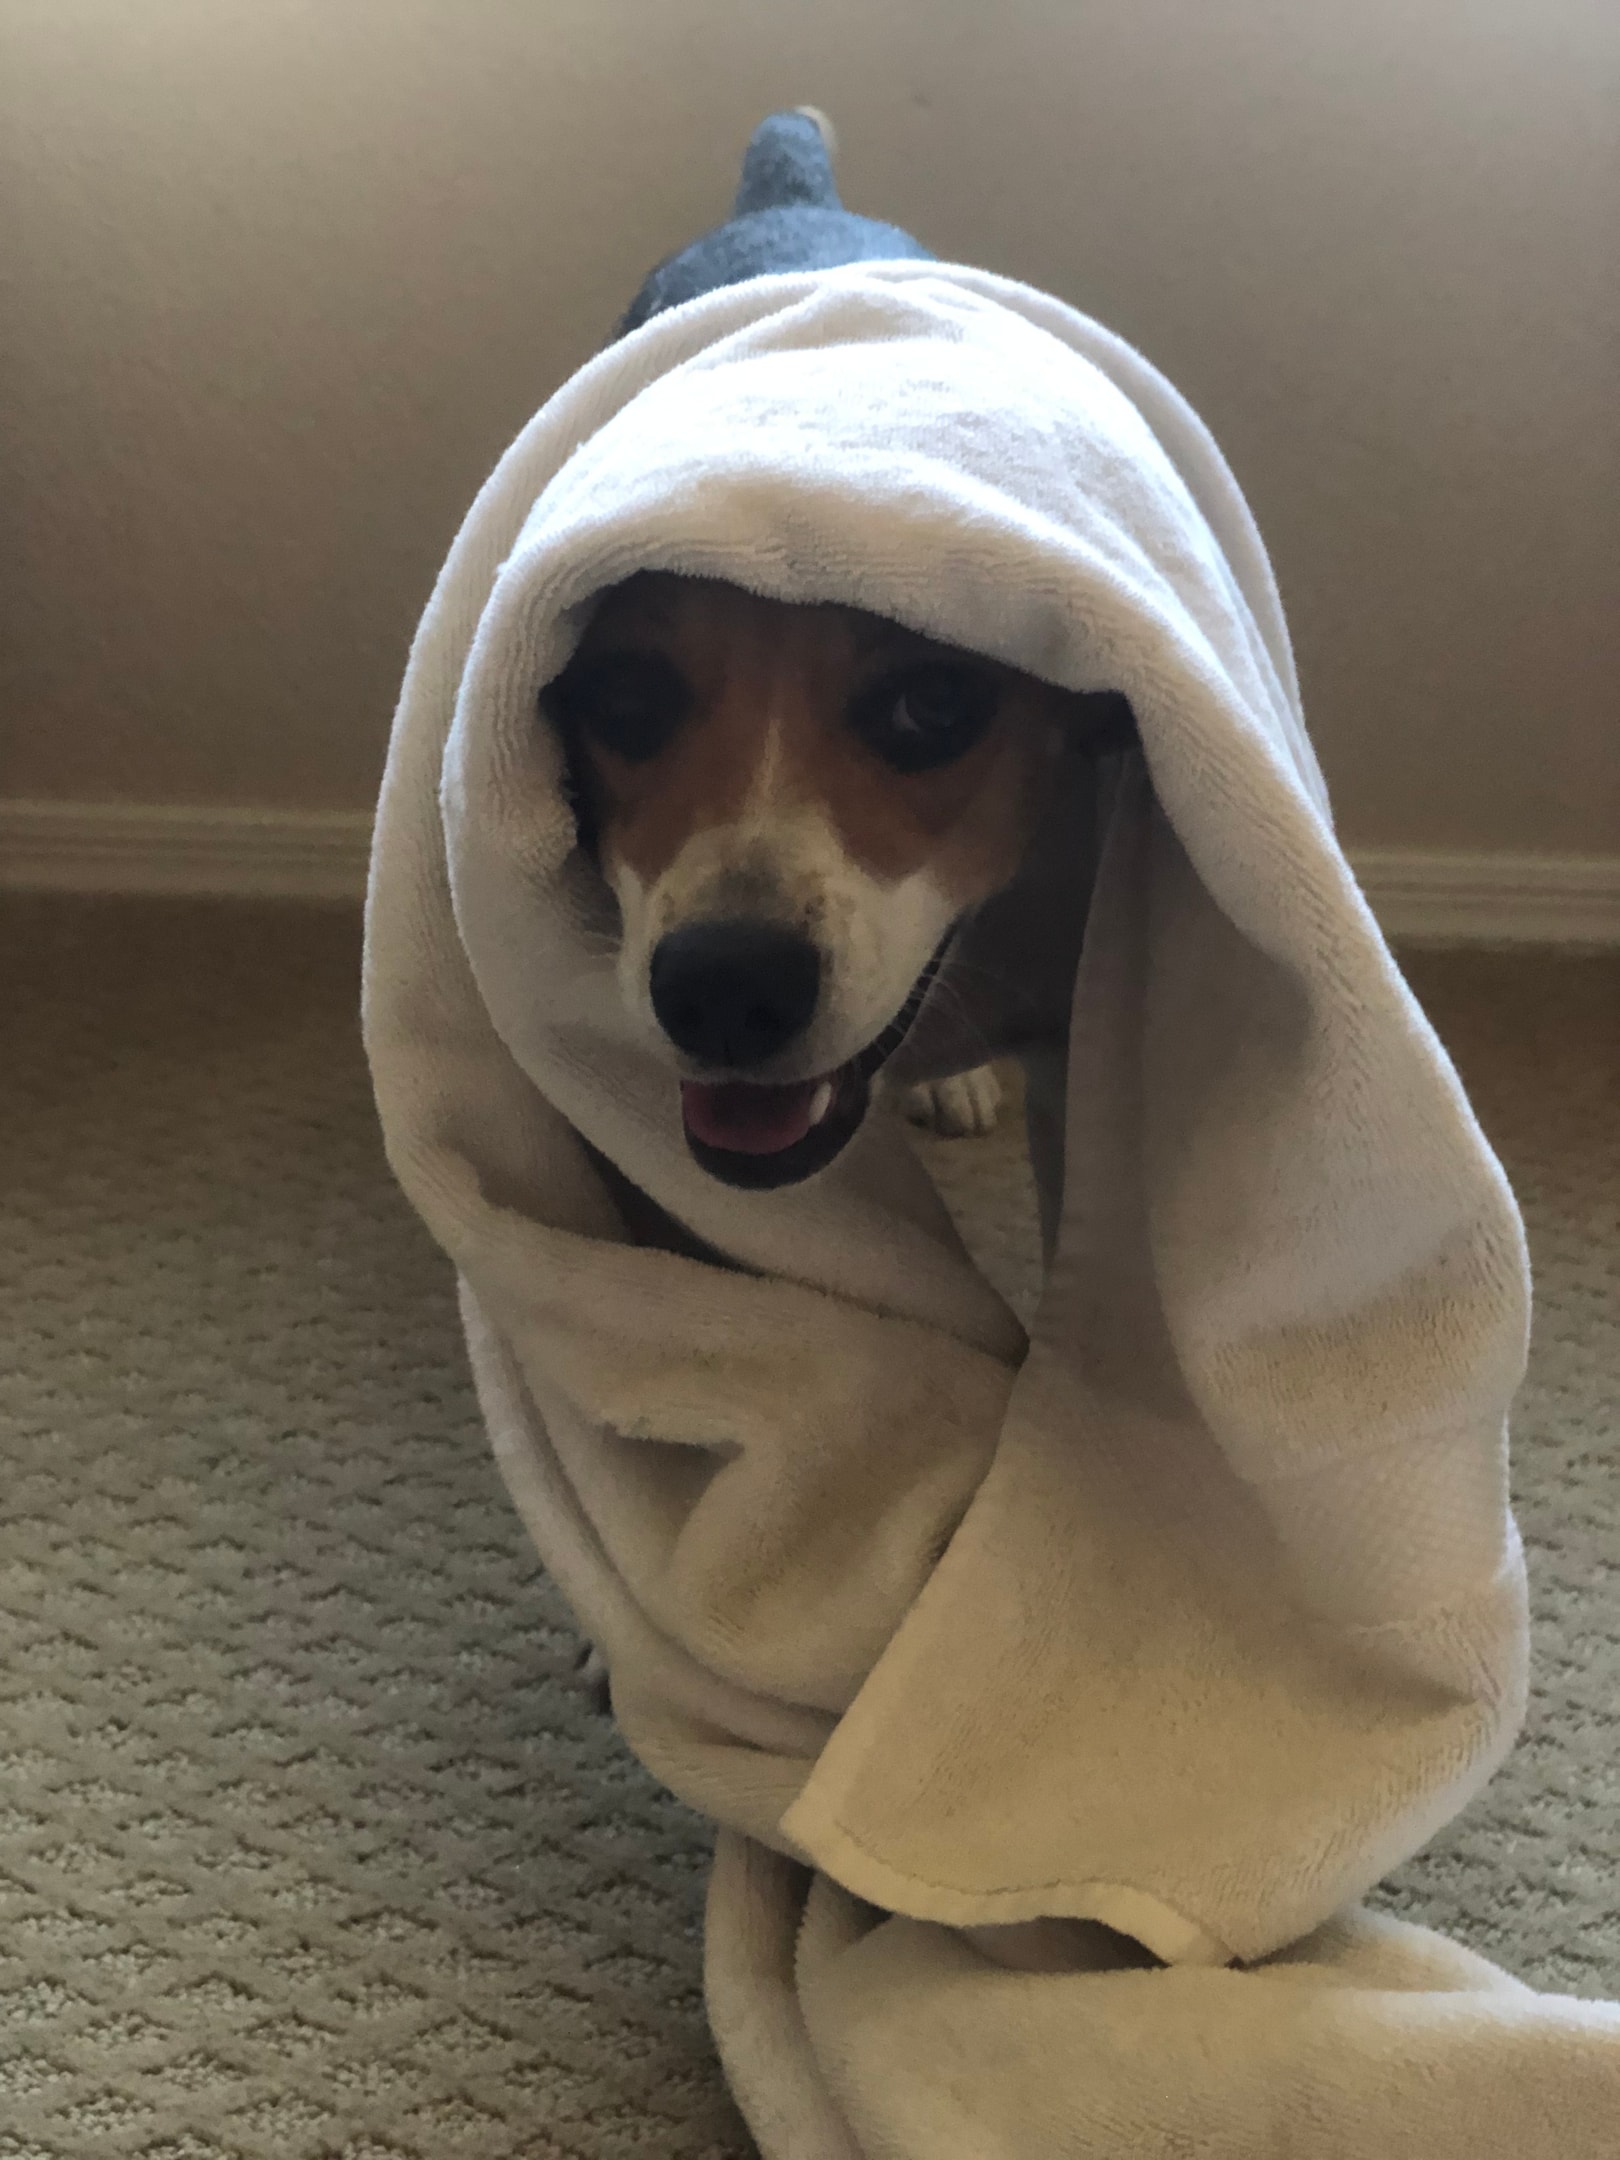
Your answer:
(362, 266), (1620, 2152)
(3, 904), (1617, 2158)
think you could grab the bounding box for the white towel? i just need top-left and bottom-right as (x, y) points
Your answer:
(363, 263), (1620, 2154)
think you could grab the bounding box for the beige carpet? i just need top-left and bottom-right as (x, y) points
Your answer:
(1, 896), (1615, 2159)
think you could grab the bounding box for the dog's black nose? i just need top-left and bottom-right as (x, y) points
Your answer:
(649, 921), (821, 1069)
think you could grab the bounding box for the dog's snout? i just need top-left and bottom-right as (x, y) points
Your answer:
(649, 921), (821, 1069)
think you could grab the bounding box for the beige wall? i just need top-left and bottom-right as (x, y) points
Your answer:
(3, 0), (1616, 853)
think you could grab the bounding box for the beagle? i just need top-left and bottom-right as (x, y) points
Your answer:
(543, 108), (1136, 1193)
(548, 571), (1120, 1189)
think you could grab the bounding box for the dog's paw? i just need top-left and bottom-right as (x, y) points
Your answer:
(900, 1065), (1003, 1137)
(572, 1642), (611, 1714)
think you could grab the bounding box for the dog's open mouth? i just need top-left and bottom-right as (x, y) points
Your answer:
(677, 952), (944, 1191)
(680, 1060), (869, 1190)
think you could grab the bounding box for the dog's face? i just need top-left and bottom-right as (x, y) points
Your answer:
(545, 572), (1096, 1188)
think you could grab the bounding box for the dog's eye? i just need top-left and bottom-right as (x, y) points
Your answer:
(850, 663), (999, 773)
(544, 650), (691, 763)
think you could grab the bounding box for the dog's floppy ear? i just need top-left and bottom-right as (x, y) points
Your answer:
(1075, 689), (1138, 755)
(539, 682), (602, 862)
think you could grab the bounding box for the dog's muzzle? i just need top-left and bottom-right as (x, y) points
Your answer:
(654, 928), (947, 1190)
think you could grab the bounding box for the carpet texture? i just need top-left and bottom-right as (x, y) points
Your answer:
(1, 896), (1615, 2159)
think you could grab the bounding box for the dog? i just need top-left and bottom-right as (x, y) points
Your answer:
(563, 111), (1133, 1700)
(550, 111), (1131, 1208)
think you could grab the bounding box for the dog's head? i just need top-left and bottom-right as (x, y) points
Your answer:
(544, 572), (1120, 1188)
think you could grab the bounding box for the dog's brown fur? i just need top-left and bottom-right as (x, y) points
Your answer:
(551, 574), (1115, 1126)
(564, 574), (1070, 908)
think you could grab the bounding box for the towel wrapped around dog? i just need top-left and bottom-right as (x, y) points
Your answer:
(362, 264), (1620, 2154)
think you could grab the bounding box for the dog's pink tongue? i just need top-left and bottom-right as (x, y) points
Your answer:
(681, 1078), (819, 1155)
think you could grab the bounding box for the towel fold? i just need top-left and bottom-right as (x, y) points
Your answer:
(364, 262), (1619, 2153)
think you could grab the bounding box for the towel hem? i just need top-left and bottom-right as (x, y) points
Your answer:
(780, 1803), (1232, 1967)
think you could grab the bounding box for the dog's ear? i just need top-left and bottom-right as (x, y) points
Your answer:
(539, 685), (602, 860)
(1075, 689), (1137, 755)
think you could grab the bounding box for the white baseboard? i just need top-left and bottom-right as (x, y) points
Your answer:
(2, 800), (1618, 946)
(1351, 847), (1620, 947)
(0, 800), (373, 901)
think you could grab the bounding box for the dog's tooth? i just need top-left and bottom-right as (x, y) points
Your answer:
(807, 1080), (834, 1126)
